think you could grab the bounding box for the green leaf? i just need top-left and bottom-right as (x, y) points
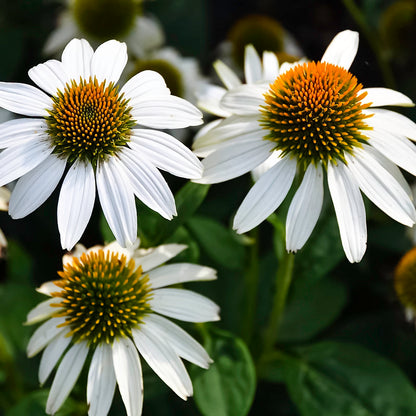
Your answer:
(187, 215), (245, 269)
(6, 240), (33, 284)
(165, 226), (200, 264)
(278, 341), (416, 416)
(192, 329), (256, 416)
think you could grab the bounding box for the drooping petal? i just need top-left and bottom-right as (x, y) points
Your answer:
(142, 314), (212, 368)
(286, 163), (324, 252)
(96, 158), (137, 248)
(91, 40), (127, 84)
(112, 337), (143, 416)
(28, 60), (69, 96)
(0, 138), (52, 188)
(130, 129), (203, 178)
(220, 84), (267, 116)
(0, 82), (52, 116)
(321, 30), (359, 70)
(46, 342), (89, 415)
(346, 147), (416, 226)
(196, 84), (231, 118)
(25, 297), (63, 325)
(361, 88), (414, 107)
(87, 344), (117, 416)
(9, 154), (66, 219)
(213, 60), (242, 90)
(233, 157), (297, 234)
(251, 150), (281, 182)
(192, 119), (224, 157)
(147, 263), (217, 289)
(61, 38), (94, 81)
(132, 325), (193, 400)
(244, 44), (262, 84)
(327, 162), (367, 263)
(150, 288), (220, 322)
(134, 244), (187, 272)
(0, 118), (46, 149)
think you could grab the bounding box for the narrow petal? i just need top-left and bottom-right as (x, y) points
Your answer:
(57, 161), (95, 251)
(0, 118), (46, 149)
(262, 51), (280, 82)
(27, 317), (67, 357)
(346, 147), (416, 226)
(0, 138), (52, 187)
(96, 158), (137, 248)
(0, 82), (52, 116)
(134, 244), (187, 272)
(39, 328), (72, 385)
(220, 84), (267, 116)
(327, 162), (367, 263)
(213, 60), (242, 90)
(233, 157), (297, 234)
(196, 84), (231, 118)
(366, 129), (416, 176)
(120, 70), (169, 102)
(91, 40), (127, 84)
(361, 88), (414, 107)
(112, 337), (143, 416)
(118, 149), (176, 219)
(28, 60), (69, 96)
(321, 30), (359, 70)
(25, 297), (62, 325)
(132, 325), (193, 400)
(87, 344), (116, 416)
(9, 154), (66, 219)
(61, 38), (93, 81)
(150, 288), (220, 322)
(244, 45), (262, 84)
(46, 342), (89, 415)
(148, 263), (217, 289)
(131, 96), (203, 129)
(130, 129), (203, 178)
(142, 314), (212, 368)
(286, 163), (324, 252)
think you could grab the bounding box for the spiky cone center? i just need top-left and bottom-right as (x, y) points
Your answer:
(260, 61), (373, 170)
(45, 77), (135, 168)
(395, 247), (416, 315)
(51, 250), (152, 346)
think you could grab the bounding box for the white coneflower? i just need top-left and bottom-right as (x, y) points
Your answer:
(194, 30), (416, 263)
(26, 241), (219, 416)
(0, 38), (203, 250)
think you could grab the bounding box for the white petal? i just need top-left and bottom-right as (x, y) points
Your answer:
(220, 84), (267, 115)
(0, 118), (46, 149)
(233, 157), (297, 234)
(130, 129), (202, 179)
(262, 51), (280, 82)
(112, 337), (143, 416)
(0, 82), (52, 116)
(192, 119), (223, 157)
(321, 30), (359, 70)
(96, 158), (137, 248)
(366, 128), (416, 176)
(135, 244), (187, 272)
(39, 328), (72, 385)
(27, 317), (67, 357)
(120, 70), (169, 102)
(0, 138), (52, 187)
(196, 84), (231, 118)
(213, 60), (242, 90)
(118, 149), (176, 219)
(142, 314), (211, 368)
(36, 281), (61, 296)
(131, 95), (203, 129)
(91, 40), (127, 84)
(132, 325), (192, 400)
(150, 288), (220, 322)
(196, 137), (275, 184)
(327, 162), (367, 263)
(361, 88), (414, 107)
(9, 154), (66, 219)
(346, 147), (416, 226)
(61, 38), (93, 81)
(87, 344), (116, 416)
(244, 45), (262, 84)
(147, 263), (217, 289)
(28, 60), (69, 96)
(25, 297), (62, 325)
(46, 342), (89, 415)
(58, 160), (96, 250)
(286, 163), (324, 252)
(251, 150), (281, 182)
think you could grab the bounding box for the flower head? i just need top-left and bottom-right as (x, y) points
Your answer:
(0, 38), (203, 250)
(194, 30), (416, 262)
(26, 241), (219, 416)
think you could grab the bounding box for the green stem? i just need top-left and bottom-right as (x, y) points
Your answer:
(342, 0), (395, 88)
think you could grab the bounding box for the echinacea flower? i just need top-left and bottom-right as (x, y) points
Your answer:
(0, 38), (203, 250)
(26, 241), (219, 416)
(194, 30), (416, 263)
